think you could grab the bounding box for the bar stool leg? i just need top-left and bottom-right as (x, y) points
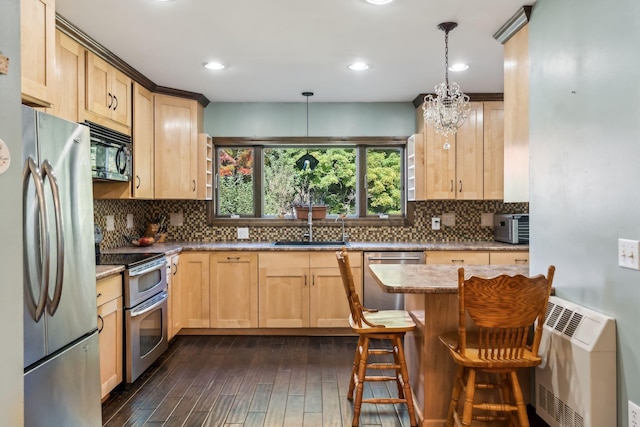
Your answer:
(352, 336), (370, 426)
(510, 371), (530, 427)
(394, 335), (418, 427)
(348, 336), (364, 401)
(447, 365), (465, 427)
(461, 368), (477, 427)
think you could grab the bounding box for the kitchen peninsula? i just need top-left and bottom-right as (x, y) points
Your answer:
(368, 263), (532, 427)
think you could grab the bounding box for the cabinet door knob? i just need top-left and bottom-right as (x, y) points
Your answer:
(97, 314), (104, 333)
(113, 95), (118, 111)
(136, 175), (141, 189)
(459, 180), (462, 193)
(107, 93), (113, 109)
(450, 180), (454, 192)
(193, 180), (196, 192)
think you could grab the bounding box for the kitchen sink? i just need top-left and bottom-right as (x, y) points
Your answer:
(273, 241), (348, 247)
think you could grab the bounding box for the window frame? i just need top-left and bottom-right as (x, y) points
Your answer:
(207, 136), (412, 227)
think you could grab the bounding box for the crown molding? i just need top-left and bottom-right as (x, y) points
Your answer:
(493, 5), (533, 44)
(56, 13), (210, 107)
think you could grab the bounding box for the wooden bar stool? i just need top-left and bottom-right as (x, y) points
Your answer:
(336, 248), (418, 427)
(439, 266), (555, 427)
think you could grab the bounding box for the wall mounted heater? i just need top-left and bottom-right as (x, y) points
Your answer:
(535, 296), (616, 427)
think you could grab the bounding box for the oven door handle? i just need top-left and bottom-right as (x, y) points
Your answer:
(129, 262), (165, 278)
(130, 292), (168, 317)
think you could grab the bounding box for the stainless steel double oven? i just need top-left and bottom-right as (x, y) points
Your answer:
(97, 252), (168, 383)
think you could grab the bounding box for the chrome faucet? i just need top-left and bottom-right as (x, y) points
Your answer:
(336, 215), (349, 242)
(307, 196), (313, 242)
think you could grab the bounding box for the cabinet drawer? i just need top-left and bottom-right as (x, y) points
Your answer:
(310, 251), (362, 268)
(490, 251), (529, 265)
(212, 252), (254, 264)
(96, 274), (122, 306)
(425, 251), (490, 265)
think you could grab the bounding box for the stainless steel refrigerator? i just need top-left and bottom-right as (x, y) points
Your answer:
(22, 106), (102, 426)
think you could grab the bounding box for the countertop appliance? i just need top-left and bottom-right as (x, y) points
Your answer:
(22, 106), (101, 426)
(96, 251), (168, 383)
(363, 252), (425, 310)
(494, 213), (529, 244)
(87, 120), (132, 182)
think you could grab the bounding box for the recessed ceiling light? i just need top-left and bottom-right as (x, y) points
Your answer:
(365, 0), (393, 4)
(204, 62), (225, 71)
(448, 63), (469, 72)
(348, 62), (370, 71)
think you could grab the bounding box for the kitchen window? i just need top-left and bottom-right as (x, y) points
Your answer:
(209, 138), (407, 223)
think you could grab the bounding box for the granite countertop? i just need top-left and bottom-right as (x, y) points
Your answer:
(104, 240), (527, 254)
(96, 241), (528, 280)
(96, 265), (125, 280)
(368, 264), (531, 294)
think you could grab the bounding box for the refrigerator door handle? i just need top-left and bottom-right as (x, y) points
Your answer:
(23, 157), (50, 322)
(42, 160), (65, 316)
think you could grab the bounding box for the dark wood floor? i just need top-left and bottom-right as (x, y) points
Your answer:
(102, 335), (550, 427)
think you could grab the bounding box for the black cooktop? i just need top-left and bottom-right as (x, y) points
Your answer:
(96, 252), (164, 268)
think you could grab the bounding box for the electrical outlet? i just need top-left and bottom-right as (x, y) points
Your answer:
(105, 215), (115, 232)
(618, 239), (640, 270)
(126, 214), (134, 229)
(170, 212), (184, 227)
(431, 217), (441, 230)
(630, 400), (640, 427)
(237, 227), (249, 240)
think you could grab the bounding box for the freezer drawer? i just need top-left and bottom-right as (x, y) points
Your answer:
(24, 332), (102, 427)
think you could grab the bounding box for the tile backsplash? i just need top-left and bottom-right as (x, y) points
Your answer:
(94, 199), (528, 250)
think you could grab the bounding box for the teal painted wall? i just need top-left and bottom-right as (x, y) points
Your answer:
(203, 102), (416, 137)
(0, 0), (25, 423)
(529, 0), (640, 425)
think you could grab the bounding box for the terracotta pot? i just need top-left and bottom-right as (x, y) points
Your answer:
(294, 205), (327, 220)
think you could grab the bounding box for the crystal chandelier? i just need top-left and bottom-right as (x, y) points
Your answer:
(423, 22), (470, 150)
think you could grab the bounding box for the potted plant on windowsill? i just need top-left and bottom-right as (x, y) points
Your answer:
(292, 179), (327, 220)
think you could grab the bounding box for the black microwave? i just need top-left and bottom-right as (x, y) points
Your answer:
(87, 121), (132, 182)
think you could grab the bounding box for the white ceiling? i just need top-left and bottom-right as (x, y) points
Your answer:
(55, 0), (529, 103)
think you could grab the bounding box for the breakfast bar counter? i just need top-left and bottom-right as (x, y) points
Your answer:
(368, 263), (531, 427)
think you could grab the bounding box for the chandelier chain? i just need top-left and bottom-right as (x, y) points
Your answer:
(444, 29), (449, 86)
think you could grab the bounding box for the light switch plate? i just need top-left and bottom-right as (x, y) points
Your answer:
(618, 238), (640, 270)
(105, 215), (115, 232)
(442, 213), (456, 227)
(126, 214), (134, 229)
(237, 227), (249, 240)
(481, 213), (494, 227)
(170, 212), (184, 227)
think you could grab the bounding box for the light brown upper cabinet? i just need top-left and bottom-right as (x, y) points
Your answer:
(417, 101), (504, 200)
(49, 30), (84, 123)
(503, 24), (530, 202)
(85, 51), (131, 134)
(132, 83), (154, 199)
(425, 102), (484, 200)
(21, 0), (55, 107)
(153, 94), (205, 199)
(483, 101), (505, 200)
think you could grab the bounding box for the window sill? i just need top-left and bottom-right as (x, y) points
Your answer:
(209, 216), (410, 227)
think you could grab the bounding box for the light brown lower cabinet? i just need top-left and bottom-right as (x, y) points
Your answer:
(180, 252), (210, 328)
(96, 274), (123, 400)
(167, 253), (181, 340)
(258, 251), (362, 328)
(489, 251), (529, 265)
(210, 252), (258, 328)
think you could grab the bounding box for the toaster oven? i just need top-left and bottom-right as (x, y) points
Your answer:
(494, 214), (529, 244)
